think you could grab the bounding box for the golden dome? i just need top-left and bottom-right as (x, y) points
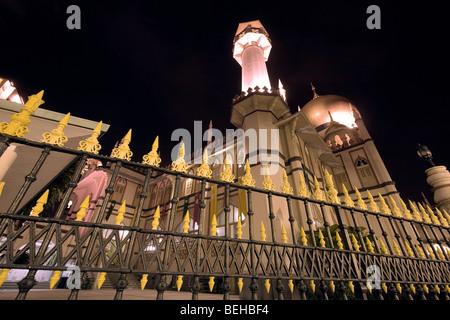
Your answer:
(301, 94), (359, 131)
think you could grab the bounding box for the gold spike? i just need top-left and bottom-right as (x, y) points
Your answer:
(388, 196), (402, 218)
(78, 121), (103, 154)
(209, 277), (215, 292)
(335, 231), (344, 249)
(418, 203), (432, 224)
(365, 237), (374, 253)
(280, 169), (293, 194)
(426, 245), (436, 259)
(260, 221), (266, 241)
(239, 159), (255, 187)
(265, 279), (270, 293)
(140, 274), (148, 290)
(310, 280), (315, 293)
(237, 278), (243, 293)
(220, 154), (235, 182)
(378, 238), (388, 254)
(382, 283), (388, 294)
(404, 241), (414, 257)
(116, 200), (126, 225)
(351, 234), (360, 251)
(262, 164), (275, 191)
(324, 169), (339, 204)
(426, 205), (440, 225)
(288, 280), (294, 293)
(342, 184), (354, 207)
(435, 285), (440, 294)
(409, 200), (422, 222)
(236, 218), (242, 239)
(97, 272), (106, 289)
(298, 172), (309, 198)
(196, 149), (212, 178)
(0, 269), (10, 287)
(396, 283), (402, 294)
(30, 189), (49, 217)
(41, 113), (70, 146)
(0, 181), (5, 198)
(366, 281), (372, 294)
(171, 142), (189, 173)
(400, 198), (413, 220)
(410, 284), (416, 295)
(367, 190), (379, 213)
(0, 90), (45, 137)
(183, 210), (190, 233)
(50, 270), (62, 289)
(211, 213), (217, 236)
(349, 281), (355, 294)
(415, 245), (425, 259)
(378, 194), (391, 215)
(436, 246), (446, 261)
(435, 207), (449, 227)
(176, 275), (183, 291)
(111, 129), (133, 161)
(142, 136), (162, 166)
(392, 240), (402, 256)
(442, 209), (450, 226)
(354, 187), (367, 210)
(313, 176), (325, 201)
(318, 229), (326, 247)
(423, 284), (429, 294)
(445, 285), (450, 294)
(152, 205), (160, 230)
(281, 225), (288, 244)
(329, 280), (335, 293)
(300, 227), (308, 246)
(75, 195), (90, 221)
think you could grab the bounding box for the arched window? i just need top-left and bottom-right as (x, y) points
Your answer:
(212, 158), (221, 180)
(111, 177), (127, 203)
(355, 157), (377, 188)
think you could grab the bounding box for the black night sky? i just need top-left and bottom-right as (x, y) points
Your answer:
(0, 0), (448, 204)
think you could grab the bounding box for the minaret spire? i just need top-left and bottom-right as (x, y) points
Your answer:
(310, 82), (320, 99)
(233, 20), (272, 92)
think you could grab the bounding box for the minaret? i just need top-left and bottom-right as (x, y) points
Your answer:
(233, 20), (272, 92)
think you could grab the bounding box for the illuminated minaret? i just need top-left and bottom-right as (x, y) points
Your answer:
(233, 20), (272, 92)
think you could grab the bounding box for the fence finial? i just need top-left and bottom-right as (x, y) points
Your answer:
(30, 189), (49, 217)
(183, 210), (190, 233)
(50, 270), (62, 289)
(324, 169), (339, 204)
(197, 149), (212, 178)
(141, 274), (148, 290)
(409, 200), (422, 222)
(209, 277), (215, 292)
(378, 238), (388, 254)
(220, 154), (235, 182)
(392, 240), (402, 256)
(171, 142), (189, 173)
(351, 234), (360, 251)
(237, 278), (243, 293)
(318, 229), (326, 247)
(388, 196), (402, 218)
(426, 205), (441, 225)
(417, 203), (432, 223)
(152, 206), (160, 230)
(354, 187), (367, 210)
(260, 221), (266, 241)
(75, 195), (90, 221)
(0, 90), (45, 137)
(41, 113), (70, 147)
(265, 279), (270, 293)
(142, 136), (161, 166)
(239, 159), (255, 187)
(335, 231), (343, 249)
(365, 237), (374, 253)
(435, 207), (449, 227)
(210, 213), (217, 236)
(176, 275), (183, 291)
(116, 201), (126, 225)
(111, 129), (133, 160)
(236, 218), (243, 239)
(404, 241), (414, 257)
(313, 176), (324, 201)
(280, 168), (293, 195)
(281, 224), (288, 244)
(400, 198), (413, 220)
(415, 244), (425, 258)
(0, 269), (10, 287)
(97, 272), (106, 289)
(367, 190), (379, 213)
(426, 244), (436, 259)
(342, 184), (354, 207)
(262, 164), (275, 191)
(378, 194), (391, 215)
(297, 171), (309, 198)
(78, 121), (102, 154)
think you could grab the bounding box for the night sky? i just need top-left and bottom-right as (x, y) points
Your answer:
(0, 0), (448, 203)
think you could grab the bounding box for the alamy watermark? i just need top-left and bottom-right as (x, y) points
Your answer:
(366, 264), (381, 290)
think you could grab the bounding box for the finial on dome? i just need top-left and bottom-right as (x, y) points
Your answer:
(328, 111), (335, 123)
(310, 82), (319, 99)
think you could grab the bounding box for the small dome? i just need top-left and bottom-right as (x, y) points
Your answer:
(301, 94), (358, 131)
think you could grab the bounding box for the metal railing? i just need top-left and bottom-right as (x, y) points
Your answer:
(0, 133), (449, 301)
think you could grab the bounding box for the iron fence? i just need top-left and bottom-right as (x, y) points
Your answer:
(0, 133), (449, 300)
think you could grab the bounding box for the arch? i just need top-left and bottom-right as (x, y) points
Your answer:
(355, 157), (377, 187)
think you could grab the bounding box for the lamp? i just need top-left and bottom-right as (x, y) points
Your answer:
(416, 143), (435, 167)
